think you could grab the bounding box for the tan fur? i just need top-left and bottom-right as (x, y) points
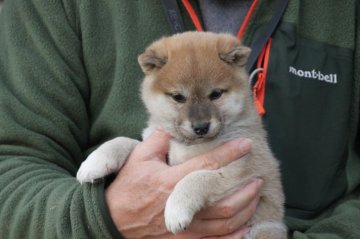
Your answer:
(139, 32), (287, 238)
(77, 31), (287, 239)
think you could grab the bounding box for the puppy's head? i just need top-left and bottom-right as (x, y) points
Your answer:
(138, 32), (251, 144)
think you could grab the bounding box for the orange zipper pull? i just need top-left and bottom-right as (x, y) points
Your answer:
(253, 71), (266, 116)
(253, 38), (272, 116)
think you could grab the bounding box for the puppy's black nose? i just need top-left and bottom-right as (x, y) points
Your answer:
(192, 122), (210, 136)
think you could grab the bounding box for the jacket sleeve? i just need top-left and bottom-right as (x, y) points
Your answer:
(0, 1), (121, 238)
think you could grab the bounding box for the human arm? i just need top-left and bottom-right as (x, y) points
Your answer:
(0, 2), (263, 238)
(0, 1), (121, 238)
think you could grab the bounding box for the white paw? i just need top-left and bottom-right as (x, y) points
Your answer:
(76, 149), (120, 184)
(76, 137), (139, 184)
(164, 195), (194, 234)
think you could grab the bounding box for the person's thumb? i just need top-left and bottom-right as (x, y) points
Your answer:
(131, 129), (171, 162)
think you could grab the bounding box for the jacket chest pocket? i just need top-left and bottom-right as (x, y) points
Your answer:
(262, 22), (354, 219)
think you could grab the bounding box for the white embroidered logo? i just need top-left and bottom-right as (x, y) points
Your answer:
(289, 66), (337, 84)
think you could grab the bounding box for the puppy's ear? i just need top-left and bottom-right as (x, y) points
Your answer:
(138, 49), (167, 74)
(219, 45), (251, 67)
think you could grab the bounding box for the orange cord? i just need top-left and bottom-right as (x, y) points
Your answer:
(182, 0), (204, 31)
(237, 0), (259, 40)
(182, 0), (258, 40)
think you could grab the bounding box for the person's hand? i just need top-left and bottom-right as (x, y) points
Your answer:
(184, 178), (263, 239)
(105, 129), (261, 239)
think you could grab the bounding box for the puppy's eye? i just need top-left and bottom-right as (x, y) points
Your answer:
(167, 93), (186, 103)
(209, 89), (226, 101)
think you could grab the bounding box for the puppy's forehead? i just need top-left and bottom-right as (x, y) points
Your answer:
(153, 33), (239, 92)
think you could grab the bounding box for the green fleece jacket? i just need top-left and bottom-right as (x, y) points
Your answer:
(0, 0), (359, 238)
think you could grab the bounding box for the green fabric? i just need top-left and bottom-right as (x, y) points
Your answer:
(286, 187), (360, 239)
(264, 22), (353, 218)
(0, 1), (122, 238)
(0, 0), (359, 239)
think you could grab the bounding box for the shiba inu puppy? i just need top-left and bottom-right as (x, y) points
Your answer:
(77, 32), (286, 239)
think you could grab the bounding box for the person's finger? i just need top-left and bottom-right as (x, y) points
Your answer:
(196, 178), (263, 219)
(170, 138), (252, 182)
(131, 129), (171, 162)
(189, 196), (260, 236)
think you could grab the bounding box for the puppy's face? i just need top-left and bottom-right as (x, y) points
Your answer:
(139, 32), (251, 144)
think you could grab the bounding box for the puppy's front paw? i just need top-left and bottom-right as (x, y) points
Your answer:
(164, 195), (194, 234)
(76, 150), (119, 184)
(77, 137), (139, 184)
